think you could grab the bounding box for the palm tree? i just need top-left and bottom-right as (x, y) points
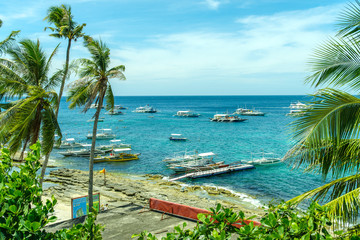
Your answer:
(44, 4), (86, 116)
(0, 39), (62, 158)
(285, 1), (360, 226)
(67, 38), (125, 211)
(41, 5), (86, 186)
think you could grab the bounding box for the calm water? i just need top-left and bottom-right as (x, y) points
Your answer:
(51, 95), (326, 205)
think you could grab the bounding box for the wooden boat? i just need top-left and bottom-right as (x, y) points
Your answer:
(169, 134), (187, 141)
(94, 148), (140, 163)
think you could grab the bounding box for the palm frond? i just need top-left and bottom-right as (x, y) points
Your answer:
(285, 89), (360, 178)
(0, 30), (20, 56)
(337, 0), (360, 39)
(104, 84), (114, 111)
(306, 37), (360, 91)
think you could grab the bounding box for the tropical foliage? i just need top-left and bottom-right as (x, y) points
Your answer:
(0, 39), (62, 156)
(133, 202), (358, 240)
(0, 19), (20, 56)
(67, 37), (125, 211)
(0, 142), (103, 239)
(284, 0), (360, 227)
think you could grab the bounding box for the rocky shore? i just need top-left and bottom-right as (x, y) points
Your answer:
(44, 168), (265, 222)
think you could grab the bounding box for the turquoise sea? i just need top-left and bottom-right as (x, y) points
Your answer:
(51, 95), (326, 206)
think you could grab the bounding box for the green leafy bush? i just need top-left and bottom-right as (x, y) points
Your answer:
(133, 202), (360, 240)
(0, 143), (104, 239)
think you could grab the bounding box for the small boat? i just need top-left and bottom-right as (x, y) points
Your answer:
(105, 109), (124, 115)
(234, 108), (265, 116)
(94, 148), (140, 163)
(54, 138), (83, 149)
(174, 111), (200, 117)
(87, 118), (104, 122)
(97, 139), (132, 151)
(247, 152), (282, 166)
(210, 114), (247, 122)
(286, 109), (306, 116)
(59, 144), (105, 157)
(169, 134), (187, 141)
(163, 151), (206, 164)
(114, 105), (128, 110)
(134, 105), (157, 113)
(289, 101), (308, 109)
(169, 161), (226, 173)
(89, 104), (105, 109)
(86, 129), (116, 140)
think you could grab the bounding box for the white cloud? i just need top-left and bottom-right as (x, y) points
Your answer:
(203, 0), (221, 10)
(107, 4), (340, 95)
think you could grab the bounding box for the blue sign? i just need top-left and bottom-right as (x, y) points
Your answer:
(71, 193), (100, 219)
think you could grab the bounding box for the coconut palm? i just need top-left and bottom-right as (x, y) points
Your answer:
(285, 1), (360, 226)
(67, 38), (125, 211)
(41, 5), (86, 186)
(44, 4), (86, 116)
(0, 39), (62, 157)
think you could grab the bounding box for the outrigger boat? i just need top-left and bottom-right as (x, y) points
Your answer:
(59, 144), (105, 157)
(169, 161), (226, 173)
(210, 114), (247, 122)
(54, 138), (83, 149)
(86, 129), (116, 140)
(247, 152), (282, 166)
(174, 111), (200, 117)
(94, 148), (140, 163)
(105, 109), (124, 115)
(233, 108), (265, 116)
(163, 151), (209, 164)
(97, 139), (132, 151)
(169, 134), (187, 141)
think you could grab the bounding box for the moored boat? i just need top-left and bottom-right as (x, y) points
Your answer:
(94, 148), (140, 163)
(97, 139), (132, 151)
(86, 129), (116, 140)
(54, 138), (83, 149)
(114, 105), (128, 110)
(59, 144), (105, 157)
(174, 111), (200, 117)
(134, 105), (157, 113)
(210, 114), (247, 122)
(234, 108), (265, 116)
(169, 134), (187, 141)
(105, 109), (124, 115)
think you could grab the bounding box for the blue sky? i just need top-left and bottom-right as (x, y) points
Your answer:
(0, 0), (348, 96)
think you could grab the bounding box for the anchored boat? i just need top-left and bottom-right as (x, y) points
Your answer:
(94, 148), (140, 163)
(234, 108), (265, 116)
(59, 144), (105, 157)
(174, 111), (200, 117)
(210, 114), (247, 122)
(169, 134), (187, 141)
(86, 129), (116, 140)
(54, 138), (83, 149)
(134, 105), (157, 113)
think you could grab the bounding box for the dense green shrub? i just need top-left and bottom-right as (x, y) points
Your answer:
(0, 143), (104, 239)
(133, 202), (360, 240)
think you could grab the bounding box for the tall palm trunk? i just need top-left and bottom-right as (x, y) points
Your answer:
(89, 87), (106, 212)
(40, 38), (72, 187)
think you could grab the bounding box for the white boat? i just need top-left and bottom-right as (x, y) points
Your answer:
(174, 111), (200, 117)
(87, 117), (104, 122)
(210, 114), (247, 122)
(86, 129), (116, 140)
(165, 152), (215, 166)
(163, 150), (203, 164)
(59, 144), (105, 157)
(114, 105), (128, 110)
(105, 109), (124, 115)
(247, 152), (282, 166)
(54, 138), (83, 149)
(97, 139), (132, 151)
(234, 108), (265, 116)
(289, 101), (308, 109)
(89, 104), (105, 109)
(169, 134), (187, 141)
(134, 105), (157, 113)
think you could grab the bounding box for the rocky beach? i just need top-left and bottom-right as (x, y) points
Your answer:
(44, 168), (265, 223)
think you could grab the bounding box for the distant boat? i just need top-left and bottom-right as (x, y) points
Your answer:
(87, 118), (104, 122)
(54, 138), (83, 149)
(169, 134), (187, 141)
(114, 105), (128, 110)
(86, 129), (116, 140)
(247, 152), (282, 166)
(174, 111), (200, 117)
(289, 101), (308, 109)
(287, 101), (310, 116)
(89, 104), (105, 109)
(59, 144), (105, 157)
(94, 148), (140, 163)
(134, 105), (157, 113)
(234, 108), (265, 116)
(210, 114), (247, 122)
(105, 109), (124, 115)
(97, 139), (132, 151)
